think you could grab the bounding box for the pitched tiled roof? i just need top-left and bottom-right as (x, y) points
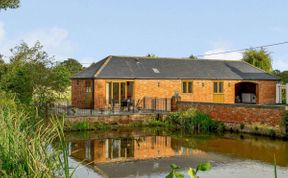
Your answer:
(71, 56), (278, 80)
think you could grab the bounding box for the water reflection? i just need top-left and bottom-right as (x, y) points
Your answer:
(68, 130), (288, 167)
(70, 136), (199, 164)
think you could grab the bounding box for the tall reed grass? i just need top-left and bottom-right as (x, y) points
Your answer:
(0, 93), (72, 177)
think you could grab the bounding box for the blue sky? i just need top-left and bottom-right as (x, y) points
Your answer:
(0, 0), (288, 70)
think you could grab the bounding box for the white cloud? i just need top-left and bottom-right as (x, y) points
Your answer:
(203, 48), (243, 60)
(0, 21), (5, 44)
(21, 27), (74, 58)
(0, 21), (74, 62)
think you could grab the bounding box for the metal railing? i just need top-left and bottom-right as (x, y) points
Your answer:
(51, 97), (171, 116)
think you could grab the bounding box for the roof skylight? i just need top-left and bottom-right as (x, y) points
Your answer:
(152, 68), (160, 73)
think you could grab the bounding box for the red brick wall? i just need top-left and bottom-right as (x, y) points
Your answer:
(71, 79), (93, 108)
(71, 79), (277, 109)
(134, 80), (276, 105)
(177, 102), (285, 126)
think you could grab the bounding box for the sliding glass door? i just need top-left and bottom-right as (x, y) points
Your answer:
(106, 81), (134, 105)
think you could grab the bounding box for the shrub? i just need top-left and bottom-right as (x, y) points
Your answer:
(71, 121), (90, 131)
(240, 123), (245, 130)
(269, 129), (276, 138)
(165, 109), (224, 133)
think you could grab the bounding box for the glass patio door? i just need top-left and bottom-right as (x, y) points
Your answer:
(106, 81), (130, 105)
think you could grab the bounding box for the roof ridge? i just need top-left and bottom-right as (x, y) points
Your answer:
(94, 56), (112, 77)
(110, 55), (243, 62)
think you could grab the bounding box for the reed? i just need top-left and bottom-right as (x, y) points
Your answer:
(0, 99), (72, 177)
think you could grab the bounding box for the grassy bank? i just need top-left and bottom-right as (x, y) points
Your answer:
(65, 109), (288, 140)
(65, 109), (225, 134)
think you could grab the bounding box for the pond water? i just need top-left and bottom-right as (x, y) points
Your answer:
(65, 128), (288, 178)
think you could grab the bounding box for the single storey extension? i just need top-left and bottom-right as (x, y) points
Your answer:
(71, 55), (279, 110)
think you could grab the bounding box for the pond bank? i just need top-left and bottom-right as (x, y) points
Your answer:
(64, 108), (288, 139)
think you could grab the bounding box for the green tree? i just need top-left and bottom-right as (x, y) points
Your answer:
(146, 54), (158, 58)
(49, 64), (71, 93)
(0, 58), (7, 81)
(60, 58), (83, 75)
(242, 48), (272, 72)
(189, 54), (198, 59)
(272, 70), (288, 84)
(0, 0), (20, 10)
(0, 42), (54, 104)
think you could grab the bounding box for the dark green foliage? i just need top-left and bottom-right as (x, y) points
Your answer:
(146, 54), (158, 58)
(242, 48), (272, 73)
(240, 123), (245, 130)
(189, 55), (198, 59)
(165, 109), (224, 133)
(284, 111), (288, 134)
(49, 64), (71, 93)
(59, 58), (83, 76)
(0, 0), (20, 10)
(0, 58), (7, 81)
(0, 42), (83, 116)
(269, 129), (276, 138)
(0, 42), (53, 104)
(272, 70), (288, 84)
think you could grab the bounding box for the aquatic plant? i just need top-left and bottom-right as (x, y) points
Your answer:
(166, 162), (212, 178)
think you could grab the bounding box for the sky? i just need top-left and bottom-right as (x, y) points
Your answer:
(0, 0), (288, 70)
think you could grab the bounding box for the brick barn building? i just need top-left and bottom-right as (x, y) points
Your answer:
(71, 56), (279, 110)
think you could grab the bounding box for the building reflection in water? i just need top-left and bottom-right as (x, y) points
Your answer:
(70, 136), (195, 164)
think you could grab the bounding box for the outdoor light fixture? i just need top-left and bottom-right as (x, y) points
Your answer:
(157, 80), (160, 87)
(228, 82), (231, 87)
(202, 82), (205, 87)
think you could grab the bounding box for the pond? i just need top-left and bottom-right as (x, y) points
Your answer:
(65, 128), (288, 178)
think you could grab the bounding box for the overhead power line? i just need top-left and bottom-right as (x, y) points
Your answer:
(196, 41), (288, 57)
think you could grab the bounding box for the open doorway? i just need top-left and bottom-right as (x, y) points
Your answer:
(235, 82), (258, 104)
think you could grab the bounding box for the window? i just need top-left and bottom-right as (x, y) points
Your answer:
(213, 81), (224, 93)
(85, 80), (92, 93)
(182, 81), (193, 93)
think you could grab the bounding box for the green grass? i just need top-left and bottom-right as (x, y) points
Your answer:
(68, 121), (112, 131)
(66, 109), (225, 135)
